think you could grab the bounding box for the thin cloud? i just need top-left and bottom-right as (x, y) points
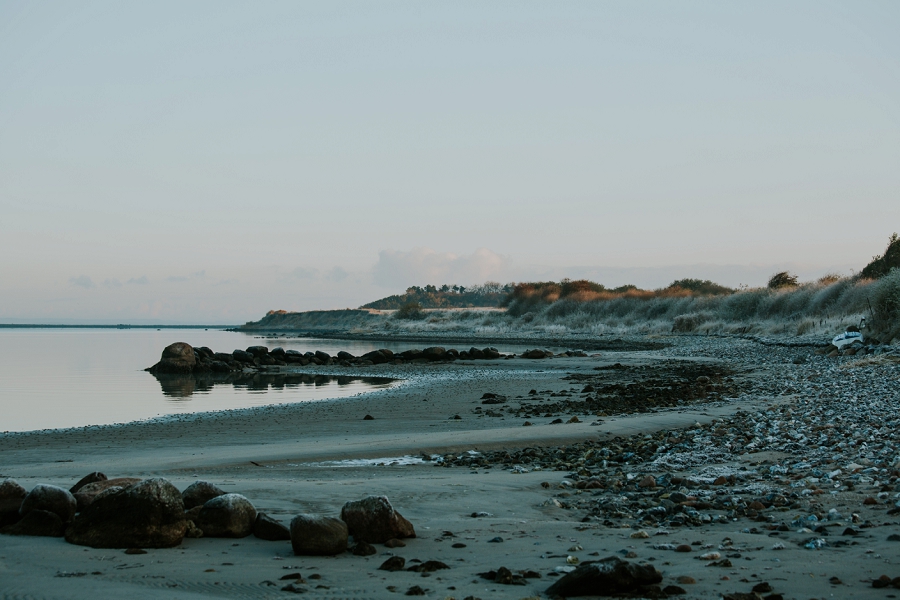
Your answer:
(69, 275), (96, 289)
(127, 276), (149, 285)
(372, 247), (510, 288)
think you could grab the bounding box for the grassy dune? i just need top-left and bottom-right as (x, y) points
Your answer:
(243, 270), (900, 343)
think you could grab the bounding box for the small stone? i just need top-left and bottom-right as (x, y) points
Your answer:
(863, 497), (879, 505)
(567, 416), (580, 424)
(676, 575), (696, 584)
(523, 421), (533, 427)
(352, 541), (377, 556)
(405, 586), (426, 596)
(378, 556), (406, 571)
(663, 585), (687, 595)
(487, 536), (503, 543)
(630, 530), (650, 539)
(675, 544), (692, 553)
(384, 538), (406, 548)
(124, 548), (147, 555)
(406, 560), (448, 573)
(638, 476), (656, 489)
(713, 476), (727, 486)
(452, 542), (466, 548)
(752, 582), (773, 593)
(363, 415), (375, 420)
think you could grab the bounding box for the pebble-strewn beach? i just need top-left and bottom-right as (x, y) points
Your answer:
(2, 335), (899, 599)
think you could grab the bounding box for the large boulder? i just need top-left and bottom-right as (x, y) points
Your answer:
(20, 484), (76, 524)
(182, 481), (226, 510)
(195, 493), (256, 538)
(253, 513), (291, 541)
(151, 343), (196, 374)
(73, 478), (142, 512)
(70, 472), (107, 494)
(65, 478), (186, 548)
(0, 479), (27, 527)
(422, 347), (446, 361)
(360, 350), (389, 364)
(290, 514), (348, 555)
(0, 509), (64, 537)
(545, 557), (663, 597)
(340, 496), (415, 543)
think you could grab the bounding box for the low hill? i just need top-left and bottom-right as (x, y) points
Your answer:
(361, 283), (512, 310)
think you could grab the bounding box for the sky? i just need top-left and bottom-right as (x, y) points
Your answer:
(1, 1), (898, 324)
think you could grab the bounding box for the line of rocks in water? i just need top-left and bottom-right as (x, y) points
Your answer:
(146, 341), (589, 374)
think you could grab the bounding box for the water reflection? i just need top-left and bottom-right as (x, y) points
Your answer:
(151, 372), (396, 399)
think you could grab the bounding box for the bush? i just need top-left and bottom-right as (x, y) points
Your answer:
(666, 279), (733, 296)
(861, 233), (900, 279)
(768, 272), (799, 289)
(868, 269), (900, 343)
(395, 301), (424, 320)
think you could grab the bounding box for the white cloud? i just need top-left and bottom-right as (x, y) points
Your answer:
(69, 275), (95, 289)
(372, 247), (510, 288)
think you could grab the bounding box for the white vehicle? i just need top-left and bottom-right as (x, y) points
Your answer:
(832, 331), (863, 348)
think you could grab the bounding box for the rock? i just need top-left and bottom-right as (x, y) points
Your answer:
(384, 538), (406, 548)
(363, 414), (375, 420)
(675, 544), (692, 552)
(184, 520), (203, 538)
(638, 475), (656, 489)
(663, 585), (687, 595)
(352, 541), (377, 556)
(69, 472), (107, 494)
(314, 351), (331, 362)
(269, 347), (286, 360)
(246, 346), (269, 358)
(195, 493), (256, 538)
(151, 342), (197, 373)
(407, 560), (449, 573)
(379, 556), (406, 571)
(253, 513), (291, 541)
(545, 557), (663, 597)
(20, 484), (76, 524)
(522, 349), (550, 359)
(405, 585), (426, 596)
(65, 478), (186, 548)
(0, 479), (27, 527)
(422, 347), (446, 361)
(73, 478), (142, 512)
(340, 495), (416, 543)
(290, 514), (348, 556)
(182, 481), (227, 510)
(232, 349), (254, 363)
(0, 509), (64, 537)
(676, 576), (696, 584)
(361, 350), (389, 365)
(337, 351), (355, 360)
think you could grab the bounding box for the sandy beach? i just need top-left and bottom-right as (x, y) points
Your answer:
(2, 336), (899, 599)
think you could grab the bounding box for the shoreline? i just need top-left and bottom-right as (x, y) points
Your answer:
(2, 336), (900, 599)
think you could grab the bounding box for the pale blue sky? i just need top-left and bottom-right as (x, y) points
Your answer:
(1, 1), (898, 323)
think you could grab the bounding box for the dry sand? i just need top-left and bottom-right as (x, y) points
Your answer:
(1, 345), (897, 599)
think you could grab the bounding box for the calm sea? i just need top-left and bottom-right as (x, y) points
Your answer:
(0, 328), (420, 433)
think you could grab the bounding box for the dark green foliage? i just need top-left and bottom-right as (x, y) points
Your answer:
(560, 279), (606, 296)
(363, 282), (511, 310)
(767, 271), (799, 289)
(666, 279), (733, 296)
(395, 301), (424, 320)
(861, 233), (900, 279)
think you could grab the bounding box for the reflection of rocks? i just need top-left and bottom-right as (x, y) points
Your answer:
(151, 372), (394, 398)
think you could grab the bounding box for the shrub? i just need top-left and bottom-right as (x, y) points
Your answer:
(861, 233), (900, 279)
(768, 272), (799, 289)
(395, 301), (424, 320)
(868, 269), (900, 343)
(666, 279), (733, 296)
(672, 312), (711, 332)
